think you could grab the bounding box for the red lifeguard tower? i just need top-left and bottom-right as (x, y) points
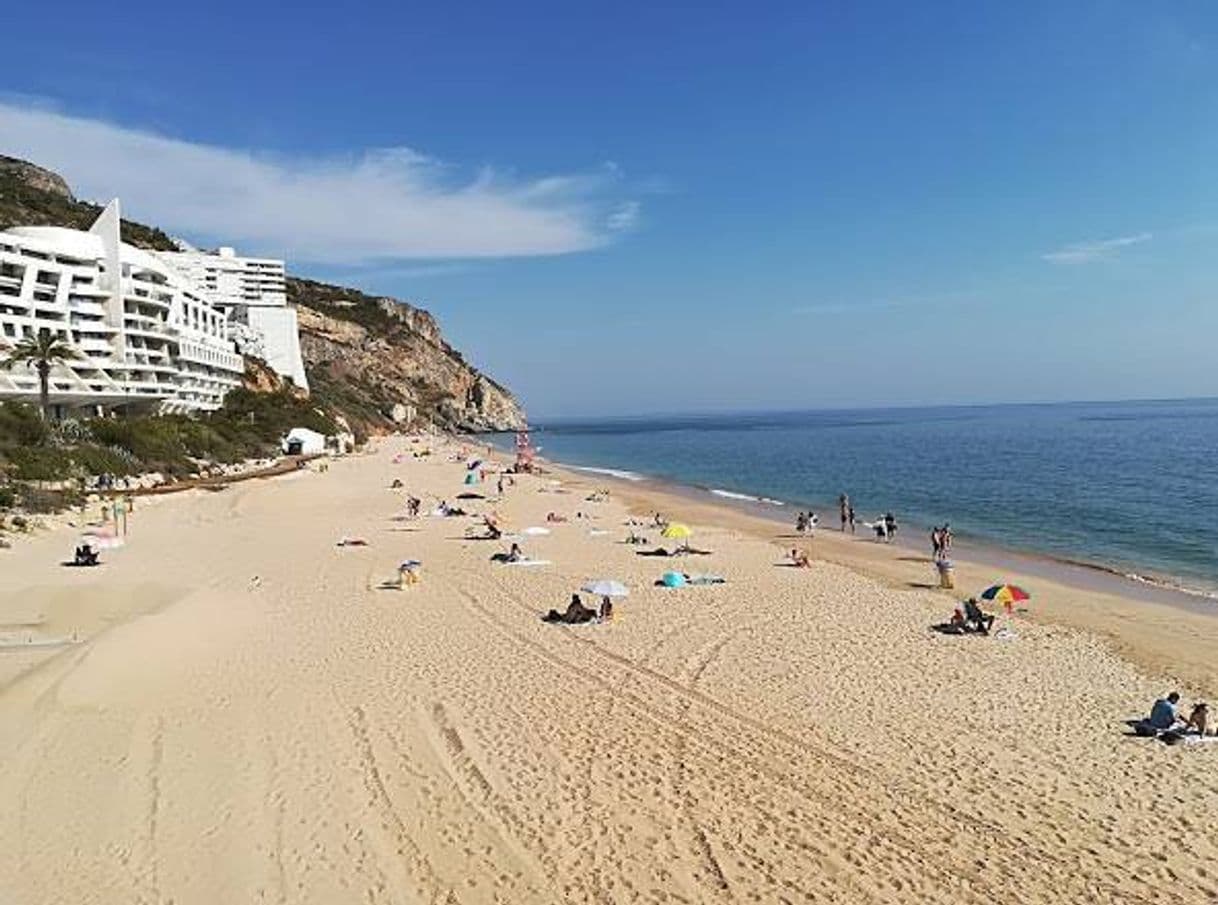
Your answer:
(514, 429), (536, 473)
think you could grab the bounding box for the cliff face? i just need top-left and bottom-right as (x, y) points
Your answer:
(0, 156), (527, 435)
(289, 277), (525, 434)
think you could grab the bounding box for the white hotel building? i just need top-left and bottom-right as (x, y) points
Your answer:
(0, 201), (244, 414)
(158, 246), (309, 392)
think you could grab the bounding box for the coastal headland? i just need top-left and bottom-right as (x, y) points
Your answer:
(1, 435), (1214, 903)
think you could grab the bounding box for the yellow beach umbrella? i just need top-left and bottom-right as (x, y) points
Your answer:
(661, 522), (692, 540)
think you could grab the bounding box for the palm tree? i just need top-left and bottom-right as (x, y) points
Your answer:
(1, 330), (79, 420)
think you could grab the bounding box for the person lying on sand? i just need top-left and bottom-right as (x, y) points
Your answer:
(491, 543), (526, 564)
(546, 512), (568, 523)
(625, 531), (649, 545)
(790, 549), (811, 568)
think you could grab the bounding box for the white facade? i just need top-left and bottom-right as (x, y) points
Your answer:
(0, 200), (244, 414)
(158, 246), (309, 392)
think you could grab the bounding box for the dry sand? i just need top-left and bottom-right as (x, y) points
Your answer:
(1, 436), (1215, 904)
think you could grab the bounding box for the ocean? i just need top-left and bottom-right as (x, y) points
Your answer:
(487, 399), (1218, 599)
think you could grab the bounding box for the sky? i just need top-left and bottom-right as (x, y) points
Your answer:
(2, 1), (1217, 418)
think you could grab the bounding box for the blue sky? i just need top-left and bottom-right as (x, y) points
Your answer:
(2, 1), (1217, 417)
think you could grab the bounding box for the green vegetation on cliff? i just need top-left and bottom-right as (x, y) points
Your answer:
(0, 390), (334, 508)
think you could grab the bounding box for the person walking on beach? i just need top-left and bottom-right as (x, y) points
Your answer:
(839, 494), (850, 532)
(942, 524), (953, 558)
(847, 504), (856, 534)
(931, 526), (943, 561)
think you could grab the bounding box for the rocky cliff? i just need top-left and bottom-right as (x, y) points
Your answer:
(288, 277), (525, 434)
(0, 156), (527, 435)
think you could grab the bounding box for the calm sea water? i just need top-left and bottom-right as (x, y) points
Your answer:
(489, 399), (1218, 597)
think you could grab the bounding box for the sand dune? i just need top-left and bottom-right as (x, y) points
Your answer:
(0, 437), (1214, 903)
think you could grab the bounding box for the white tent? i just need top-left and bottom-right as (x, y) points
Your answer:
(282, 427), (326, 456)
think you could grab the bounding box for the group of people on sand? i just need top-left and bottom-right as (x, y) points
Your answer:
(794, 511), (819, 535)
(872, 512), (899, 542)
(930, 523), (953, 561)
(1141, 692), (1210, 739)
(838, 494), (856, 533)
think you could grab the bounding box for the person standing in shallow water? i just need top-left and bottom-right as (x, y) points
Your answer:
(839, 494), (850, 532)
(847, 504), (856, 534)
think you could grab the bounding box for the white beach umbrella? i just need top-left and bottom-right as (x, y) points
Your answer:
(581, 579), (629, 598)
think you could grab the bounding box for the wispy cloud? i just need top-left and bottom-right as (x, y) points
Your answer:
(1042, 233), (1152, 263)
(0, 100), (638, 264)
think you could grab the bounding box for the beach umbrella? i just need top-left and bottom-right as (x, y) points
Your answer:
(980, 584), (1030, 613)
(467, 458), (482, 471)
(581, 579), (630, 598)
(661, 523), (692, 540)
(464, 472), (479, 485)
(980, 584), (1030, 604)
(661, 571), (687, 588)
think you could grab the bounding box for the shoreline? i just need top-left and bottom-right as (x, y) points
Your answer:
(491, 446), (1218, 697)
(502, 444), (1218, 613)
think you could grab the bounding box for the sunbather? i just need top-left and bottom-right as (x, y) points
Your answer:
(542, 594), (597, 624)
(73, 544), (99, 566)
(1147, 692), (1184, 731)
(963, 598), (995, 634)
(1185, 702), (1210, 736)
(790, 548), (811, 568)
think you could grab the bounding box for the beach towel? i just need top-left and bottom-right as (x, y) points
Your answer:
(686, 574), (726, 585)
(502, 559), (552, 567)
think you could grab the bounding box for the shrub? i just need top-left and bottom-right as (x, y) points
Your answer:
(0, 402), (49, 447)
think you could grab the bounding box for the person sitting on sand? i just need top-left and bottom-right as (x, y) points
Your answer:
(1148, 692), (1184, 731)
(1185, 702), (1210, 736)
(790, 548), (811, 568)
(73, 543), (99, 566)
(962, 598), (995, 634)
(598, 597), (614, 622)
(543, 594), (596, 624)
(507, 542), (524, 563)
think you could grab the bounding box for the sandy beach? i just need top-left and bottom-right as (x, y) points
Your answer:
(1, 435), (1216, 904)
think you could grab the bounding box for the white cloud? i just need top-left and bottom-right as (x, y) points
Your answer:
(0, 101), (638, 264)
(606, 200), (641, 231)
(1042, 233), (1152, 263)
